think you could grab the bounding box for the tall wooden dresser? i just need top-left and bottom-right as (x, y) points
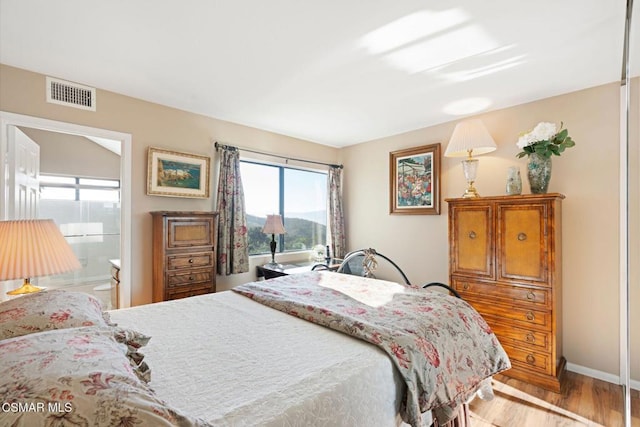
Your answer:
(151, 211), (219, 302)
(447, 194), (565, 392)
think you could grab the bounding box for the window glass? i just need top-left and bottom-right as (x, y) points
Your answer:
(79, 178), (119, 187)
(283, 168), (327, 251)
(40, 187), (75, 200)
(40, 175), (75, 185)
(79, 188), (120, 202)
(240, 161), (327, 256)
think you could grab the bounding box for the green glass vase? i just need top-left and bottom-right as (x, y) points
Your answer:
(527, 153), (552, 194)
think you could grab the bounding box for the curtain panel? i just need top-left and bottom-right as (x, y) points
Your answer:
(328, 166), (346, 258)
(216, 149), (249, 275)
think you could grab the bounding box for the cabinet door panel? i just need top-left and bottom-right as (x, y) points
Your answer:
(498, 204), (548, 283)
(167, 218), (214, 248)
(450, 204), (493, 278)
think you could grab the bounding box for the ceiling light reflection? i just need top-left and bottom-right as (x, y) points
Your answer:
(384, 24), (499, 74)
(360, 9), (469, 55)
(443, 98), (493, 116)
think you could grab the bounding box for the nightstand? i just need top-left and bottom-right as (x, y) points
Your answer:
(256, 259), (342, 280)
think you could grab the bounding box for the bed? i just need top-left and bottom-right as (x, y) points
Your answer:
(0, 271), (510, 427)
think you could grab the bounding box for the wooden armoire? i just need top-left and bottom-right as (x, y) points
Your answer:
(447, 194), (565, 392)
(151, 211), (219, 302)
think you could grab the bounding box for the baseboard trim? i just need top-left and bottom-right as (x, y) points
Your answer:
(566, 362), (640, 391)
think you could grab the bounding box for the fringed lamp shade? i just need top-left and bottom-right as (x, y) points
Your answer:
(0, 219), (81, 295)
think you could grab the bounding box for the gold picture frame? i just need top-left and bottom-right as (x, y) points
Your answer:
(389, 143), (441, 215)
(147, 147), (210, 198)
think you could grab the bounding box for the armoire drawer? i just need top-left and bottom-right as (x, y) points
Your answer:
(464, 295), (552, 330)
(167, 252), (214, 270)
(489, 322), (551, 352)
(167, 269), (214, 287)
(452, 278), (549, 308)
(501, 342), (552, 375)
(167, 285), (212, 300)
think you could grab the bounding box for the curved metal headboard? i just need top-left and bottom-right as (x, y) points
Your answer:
(336, 248), (411, 286)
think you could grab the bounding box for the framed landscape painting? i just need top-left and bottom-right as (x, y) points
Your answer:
(147, 147), (210, 198)
(389, 143), (441, 215)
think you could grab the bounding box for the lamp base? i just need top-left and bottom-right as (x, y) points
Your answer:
(7, 279), (44, 295)
(263, 262), (283, 270)
(462, 185), (481, 198)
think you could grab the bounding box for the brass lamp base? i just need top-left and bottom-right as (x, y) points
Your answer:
(6, 278), (44, 295)
(462, 182), (481, 198)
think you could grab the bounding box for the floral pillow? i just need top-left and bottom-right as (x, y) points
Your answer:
(0, 327), (209, 427)
(0, 289), (113, 340)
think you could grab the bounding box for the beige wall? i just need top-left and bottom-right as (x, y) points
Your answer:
(0, 64), (340, 304)
(1, 63), (637, 382)
(341, 81), (639, 381)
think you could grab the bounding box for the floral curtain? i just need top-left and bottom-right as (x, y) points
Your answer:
(328, 166), (346, 258)
(216, 148), (249, 275)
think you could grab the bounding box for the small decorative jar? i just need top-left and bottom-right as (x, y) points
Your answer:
(506, 166), (522, 195)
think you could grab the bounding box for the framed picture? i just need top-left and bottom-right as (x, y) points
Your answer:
(389, 143), (441, 215)
(147, 147), (210, 198)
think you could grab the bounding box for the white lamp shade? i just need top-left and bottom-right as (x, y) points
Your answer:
(0, 219), (81, 281)
(445, 119), (497, 157)
(262, 214), (286, 235)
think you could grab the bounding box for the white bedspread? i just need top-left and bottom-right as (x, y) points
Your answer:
(109, 291), (431, 426)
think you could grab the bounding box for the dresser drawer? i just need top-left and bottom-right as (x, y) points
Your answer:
(167, 269), (213, 287)
(453, 278), (549, 308)
(501, 342), (552, 375)
(489, 322), (550, 351)
(167, 285), (213, 300)
(167, 252), (214, 270)
(464, 295), (552, 330)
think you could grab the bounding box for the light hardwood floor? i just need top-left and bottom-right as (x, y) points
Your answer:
(468, 372), (640, 426)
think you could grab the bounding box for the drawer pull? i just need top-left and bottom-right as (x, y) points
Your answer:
(526, 311), (535, 321)
(189, 276), (194, 281)
(468, 231), (477, 239)
(526, 333), (536, 343)
(189, 258), (194, 263)
(526, 354), (536, 365)
(526, 291), (536, 301)
(517, 232), (527, 241)
(463, 282), (470, 290)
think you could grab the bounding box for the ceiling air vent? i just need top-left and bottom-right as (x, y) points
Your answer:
(46, 77), (96, 111)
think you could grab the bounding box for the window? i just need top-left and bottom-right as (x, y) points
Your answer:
(40, 175), (120, 202)
(240, 161), (327, 255)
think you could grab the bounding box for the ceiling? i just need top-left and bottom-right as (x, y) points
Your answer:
(0, 1), (636, 148)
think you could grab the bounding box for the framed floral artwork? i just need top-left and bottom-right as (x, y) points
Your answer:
(147, 147), (210, 198)
(389, 143), (441, 215)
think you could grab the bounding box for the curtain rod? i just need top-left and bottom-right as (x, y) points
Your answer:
(214, 141), (343, 169)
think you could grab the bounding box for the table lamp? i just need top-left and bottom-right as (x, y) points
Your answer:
(445, 119), (497, 198)
(0, 219), (81, 295)
(262, 214), (286, 268)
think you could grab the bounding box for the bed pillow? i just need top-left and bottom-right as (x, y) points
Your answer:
(0, 289), (113, 340)
(0, 327), (209, 427)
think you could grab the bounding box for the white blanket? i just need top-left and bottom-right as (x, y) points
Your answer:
(109, 291), (431, 426)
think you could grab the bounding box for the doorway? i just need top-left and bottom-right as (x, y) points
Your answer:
(0, 111), (132, 308)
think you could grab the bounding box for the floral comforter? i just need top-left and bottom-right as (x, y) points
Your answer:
(233, 271), (510, 426)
